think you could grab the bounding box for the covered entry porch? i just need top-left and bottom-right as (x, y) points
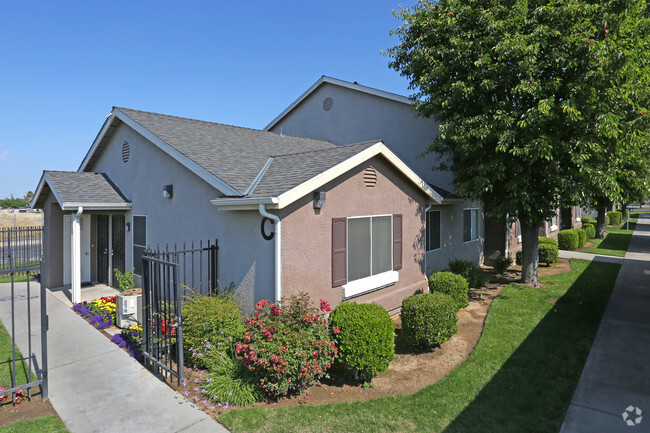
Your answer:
(33, 171), (132, 303)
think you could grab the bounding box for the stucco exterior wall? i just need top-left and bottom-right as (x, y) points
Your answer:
(424, 201), (484, 275)
(280, 156), (428, 315)
(86, 121), (275, 305)
(269, 83), (455, 192)
(42, 192), (64, 288)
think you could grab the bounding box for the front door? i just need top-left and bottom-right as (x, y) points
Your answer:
(97, 215), (109, 284)
(111, 215), (125, 288)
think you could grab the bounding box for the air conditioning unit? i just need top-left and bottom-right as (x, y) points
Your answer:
(116, 289), (142, 328)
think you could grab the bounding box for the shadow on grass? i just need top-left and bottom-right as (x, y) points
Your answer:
(595, 233), (632, 251)
(442, 260), (620, 433)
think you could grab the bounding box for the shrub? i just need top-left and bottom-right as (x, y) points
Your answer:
(183, 293), (245, 369)
(493, 255), (513, 274)
(576, 229), (587, 248)
(447, 258), (487, 288)
(113, 268), (135, 292)
(329, 302), (395, 383)
(558, 229), (579, 250)
(538, 243), (559, 266)
(608, 211), (622, 225)
(538, 236), (558, 248)
(400, 292), (458, 350)
(428, 271), (469, 310)
(583, 223), (596, 239)
(604, 213), (611, 226)
(236, 294), (337, 398)
(581, 216), (596, 225)
(515, 250), (522, 266)
(202, 349), (263, 407)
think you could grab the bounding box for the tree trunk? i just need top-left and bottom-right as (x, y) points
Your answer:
(595, 205), (607, 239)
(622, 203), (628, 220)
(520, 222), (540, 287)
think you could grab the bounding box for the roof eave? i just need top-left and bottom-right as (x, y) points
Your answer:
(211, 196), (279, 211)
(60, 202), (133, 211)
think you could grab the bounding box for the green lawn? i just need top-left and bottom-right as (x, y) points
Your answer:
(580, 216), (637, 257)
(0, 275), (31, 284)
(0, 415), (67, 433)
(218, 259), (620, 433)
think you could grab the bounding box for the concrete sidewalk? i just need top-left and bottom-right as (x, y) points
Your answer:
(0, 283), (229, 433)
(558, 249), (624, 264)
(560, 213), (650, 432)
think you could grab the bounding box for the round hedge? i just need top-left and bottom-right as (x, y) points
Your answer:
(428, 271), (469, 310)
(400, 292), (458, 350)
(608, 211), (622, 225)
(182, 294), (245, 369)
(576, 228), (587, 248)
(329, 302), (395, 382)
(538, 236), (558, 247)
(558, 229), (579, 250)
(581, 216), (596, 225)
(539, 243), (559, 265)
(583, 223), (596, 239)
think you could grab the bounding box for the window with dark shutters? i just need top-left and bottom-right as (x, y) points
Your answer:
(332, 218), (347, 287)
(393, 214), (402, 270)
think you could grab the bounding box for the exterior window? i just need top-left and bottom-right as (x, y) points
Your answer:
(463, 208), (479, 242)
(550, 213), (558, 230)
(576, 206), (581, 221)
(132, 216), (147, 276)
(515, 220), (522, 243)
(426, 210), (441, 251)
(348, 215), (392, 282)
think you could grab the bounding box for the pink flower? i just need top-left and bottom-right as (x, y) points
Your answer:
(320, 299), (331, 312)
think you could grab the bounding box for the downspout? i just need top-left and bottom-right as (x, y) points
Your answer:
(72, 207), (83, 304)
(259, 204), (281, 302)
(425, 204), (433, 272)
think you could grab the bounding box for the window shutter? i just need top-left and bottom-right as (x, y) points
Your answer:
(332, 218), (347, 287)
(393, 214), (402, 270)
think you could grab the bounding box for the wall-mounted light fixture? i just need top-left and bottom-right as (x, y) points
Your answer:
(163, 184), (174, 199)
(126, 222), (131, 232)
(313, 191), (326, 209)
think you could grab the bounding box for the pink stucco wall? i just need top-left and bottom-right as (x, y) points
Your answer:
(280, 155), (428, 315)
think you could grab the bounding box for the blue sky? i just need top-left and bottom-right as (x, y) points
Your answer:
(0, 0), (417, 199)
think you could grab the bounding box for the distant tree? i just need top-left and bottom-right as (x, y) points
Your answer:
(0, 195), (29, 209)
(388, 0), (650, 286)
(24, 190), (34, 204)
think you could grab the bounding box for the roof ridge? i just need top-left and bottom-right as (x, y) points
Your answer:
(114, 106), (335, 145)
(271, 140), (381, 158)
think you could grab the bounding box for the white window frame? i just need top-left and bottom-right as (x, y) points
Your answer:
(342, 214), (398, 298)
(576, 206), (581, 222)
(463, 208), (480, 243)
(550, 213), (558, 232)
(426, 209), (441, 252)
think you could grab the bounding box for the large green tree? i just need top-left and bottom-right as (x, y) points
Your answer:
(388, 0), (650, 286)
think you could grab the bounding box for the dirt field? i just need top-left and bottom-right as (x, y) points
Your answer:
(0, 213), (42, 228)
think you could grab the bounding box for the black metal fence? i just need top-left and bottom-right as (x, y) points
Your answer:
(0, 226), (47, 403)
(140, 239), (218, 384)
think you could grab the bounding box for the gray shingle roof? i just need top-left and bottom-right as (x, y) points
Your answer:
(427, 183), (462, 200)
(250, 141), (379, 197)
(116, 107), (337, 194)
(44, 171), (129, 206)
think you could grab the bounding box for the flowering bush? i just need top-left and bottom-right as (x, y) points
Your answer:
(0, 388), (24, 404)
(111, 325), (143, 360)
(235, 293), (337, 398)
(73, 298), (115, 329)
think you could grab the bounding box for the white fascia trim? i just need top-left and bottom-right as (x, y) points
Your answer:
(343, 271), (399, 299)
(110, 108), (241, 197)
(61, 202), (132, 211)
(211, 196), (279, 211)
(276, 142), (443, 209)
(264, 76), (414, 131)
(78, 113), (119, 171)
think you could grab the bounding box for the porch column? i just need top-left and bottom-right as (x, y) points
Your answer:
(71, 207), (83, 304)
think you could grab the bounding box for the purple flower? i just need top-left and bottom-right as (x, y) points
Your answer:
(184, 391), (189, 397)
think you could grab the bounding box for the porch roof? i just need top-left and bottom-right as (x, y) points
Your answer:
(32, 171), (131, 211)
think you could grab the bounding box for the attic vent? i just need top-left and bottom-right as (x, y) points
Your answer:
(121, 141), (130, 163)
(323, 97), (334, 111)
(363, 167), (377, 188)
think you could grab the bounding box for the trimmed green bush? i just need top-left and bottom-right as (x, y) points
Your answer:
(428, 271), (469, 310)
(183, 293), (245, 369)
(539, 243), (559, 266)
(493, 255), (513, 274)
(608, 211), (622, 225)
(515, 250), (522, 266)
(400, 292), (458, 350)
(558, 229), (579, 250)
(583, 223), (596, 239)
(538, 236), (558, 247)
(604, 213), (611, 226)
(581, 216), (596, 225)
(329, 302), (395, 383)
(447, 258), (487, 288)
(576, 229), (587, 248)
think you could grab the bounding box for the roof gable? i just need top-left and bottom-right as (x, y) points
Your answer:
(33, 171), (131, 210)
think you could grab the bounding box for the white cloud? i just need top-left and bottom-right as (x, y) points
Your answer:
(0, 150), (7, 162)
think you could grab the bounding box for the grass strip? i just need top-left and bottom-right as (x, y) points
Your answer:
(0, 415), (68, 432)
(218, 259), (620, 433)
(580, 218), (637, 257)
(0, 322), (31, 389)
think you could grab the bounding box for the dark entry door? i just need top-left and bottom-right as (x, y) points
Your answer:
(111, 215), (125, 288)
(97, 215), (109, 284)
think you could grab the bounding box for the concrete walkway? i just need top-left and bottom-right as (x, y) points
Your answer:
(558, 249), (624, 264)
(0, 283), (229, 433)
(560, 212), (650, 432)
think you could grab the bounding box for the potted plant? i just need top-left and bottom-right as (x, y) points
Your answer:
(114, 268), (142, 328)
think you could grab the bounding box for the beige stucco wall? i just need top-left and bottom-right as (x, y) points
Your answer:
(280, 155), (429, 315)
(41, 191), (64, 288)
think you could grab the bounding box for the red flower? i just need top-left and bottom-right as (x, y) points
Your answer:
(319, 299), (331, 312)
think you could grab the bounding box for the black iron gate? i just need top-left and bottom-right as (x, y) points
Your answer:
(141, 239), (218, 384)
(0, 226), (47, 403)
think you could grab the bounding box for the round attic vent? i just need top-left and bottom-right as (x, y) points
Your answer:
(363, 167), (377, 187)
(323, 97), (334, 111)
(121, 141), (130, 163)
